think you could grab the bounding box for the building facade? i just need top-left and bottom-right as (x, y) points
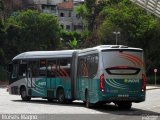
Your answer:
(34, 0), (85, 31)
(0, 0), (85, 31)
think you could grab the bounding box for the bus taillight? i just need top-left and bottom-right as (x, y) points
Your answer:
(100, 73), (105, 91)
(142, 74), (147, 91)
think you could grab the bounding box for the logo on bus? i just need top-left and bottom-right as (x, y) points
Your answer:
(38, 82), (46, 86)
(124, 79), (139, 83)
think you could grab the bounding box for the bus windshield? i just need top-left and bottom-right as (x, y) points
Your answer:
(102, 49), (144, 76)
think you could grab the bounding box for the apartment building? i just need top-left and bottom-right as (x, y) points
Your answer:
(34, 0), (85, 31)
(0, 0), (35, 19)
(0, 0), (85, 31)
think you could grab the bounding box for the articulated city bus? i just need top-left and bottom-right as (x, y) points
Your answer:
(8, 45), (146, 109)
(75, 45), (146, 108)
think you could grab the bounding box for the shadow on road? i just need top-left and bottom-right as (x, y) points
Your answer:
(93, 104), (160, 116)
(12, 99), (84, 107)
(12, 99), (160, 116)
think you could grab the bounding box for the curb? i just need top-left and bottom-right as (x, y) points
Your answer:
(147, 88), (160, 90)
(146, 86), (160, 90)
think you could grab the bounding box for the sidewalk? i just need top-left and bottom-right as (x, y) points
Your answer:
(146, 85), (160, 90)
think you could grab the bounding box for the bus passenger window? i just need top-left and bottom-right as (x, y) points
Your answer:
(57, 58), (71, 78)
(28, 61), (39, 77)
(90, 55), (98, 78)
(78, 58), (88, 77)
(39, 60), (46, 76)
(19, 63), (27, 77)
(47, 60), (57, 77)
(12, 63), (18, 79)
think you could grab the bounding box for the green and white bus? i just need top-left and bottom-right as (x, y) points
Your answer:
(75, 45), (146, 108)
(8, 50), (75, 103)
(9, 45), (146, 109)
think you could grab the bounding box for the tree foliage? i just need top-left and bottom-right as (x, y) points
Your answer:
(69, 37), (78, 49)
(98, 0), (160, 73)
(76, 0), (160, 74)
(1, 1), (160, 80)
(0, 0), (4, 10)
(0, 17), (6, 65)
(0, 10), (61, 65)
(98, 0), (158, 46)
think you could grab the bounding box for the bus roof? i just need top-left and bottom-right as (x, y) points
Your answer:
(12, 45), (142, 60)
(13, 50), (76, 60)
(79, 45), (143, 54)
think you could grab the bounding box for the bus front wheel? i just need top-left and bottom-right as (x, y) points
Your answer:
(57, 88), (65, 104)
(20, 87), (31, 101)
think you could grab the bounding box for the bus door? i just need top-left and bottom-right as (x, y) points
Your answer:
(27, 61), (34, 88)
(27, 61), (40, 96)
(87, 56), (92, 92)
(47, 60), (56, 90)
(81, 58), (88, 99)
(88, 55), (98, 92)
(87, 55), (99, 102)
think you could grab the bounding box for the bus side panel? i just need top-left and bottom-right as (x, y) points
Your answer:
(30, 77), (47, 97)
(9, 78), (28, 95)
(55, 58), (72, 100)
(88, 78), (100, 103)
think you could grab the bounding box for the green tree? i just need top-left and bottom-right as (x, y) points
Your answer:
(0, 17), (6, 65)
(98, 0), (160, 73)
(5, 10), (60, 62)
(76, 4), (88, 20)
(0, 0), (4, 11)
(69, 37), (78, 49)
(75, 0), (108, 47)
(60, 30), (89, 49)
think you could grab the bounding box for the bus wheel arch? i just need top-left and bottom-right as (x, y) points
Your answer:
(56, 87), (65, 104)
(20, 85), (31, 101)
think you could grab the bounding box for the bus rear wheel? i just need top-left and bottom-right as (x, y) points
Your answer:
(47, 98), (53, 102)
(117, 102), (132, 109)
(57, 88), (65, 104)
(20, 87), (31, 101)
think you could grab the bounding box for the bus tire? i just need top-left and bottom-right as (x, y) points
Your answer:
(57, 88), (65, 104)
(85, 90), (92, 108)
(117, 102), (132, 109)
(47, 98), (53, 102)
(20, 87), (31, 101)
(66, 100), (72, 104)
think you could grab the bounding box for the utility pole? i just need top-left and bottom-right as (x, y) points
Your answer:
(113, 31), (120, 45)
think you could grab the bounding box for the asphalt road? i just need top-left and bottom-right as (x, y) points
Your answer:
(0, 88), (160, 120)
